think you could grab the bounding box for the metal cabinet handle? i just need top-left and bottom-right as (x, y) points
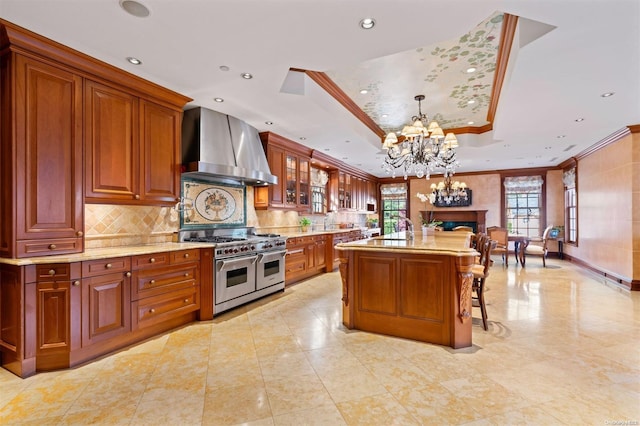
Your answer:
(76, 231), (83, 237)
(184, 273), (189, 277)
(183, 299), (189, 303)
(149, 279), (156, 285)
(48, 244), (57, 250)
(150, 258), (156, 263)
(149, 308), (155, 313)
(105, 263), (112, 269)
(184, 253), (190, 258)
(125, 272), (132, 277)
(73, 280), (80, 286)
(48, 269), (56, 276)
(135, 194), (140, 200)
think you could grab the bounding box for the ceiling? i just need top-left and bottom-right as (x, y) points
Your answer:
(1, 0), (638, 178)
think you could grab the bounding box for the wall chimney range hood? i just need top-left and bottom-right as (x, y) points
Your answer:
(181, 107), (277, 186)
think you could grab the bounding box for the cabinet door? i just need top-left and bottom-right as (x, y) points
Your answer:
(298, 157), (310, 210)
(36, 280), (77, 369)
(85, 80), (139, 202)
(15, 55), (83, 248)
(315, 238), (327, 270)
(139, 100), (181, 204)
(82, 271), (131, 347)
(267, 145), (286, 207)
(285, 154), (297, 208)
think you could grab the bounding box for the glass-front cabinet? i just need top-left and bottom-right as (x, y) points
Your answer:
(299, 158), (310, 207)
(285, 154), (297, 206)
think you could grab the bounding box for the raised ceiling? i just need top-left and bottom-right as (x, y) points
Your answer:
(0, 0), (638, 178)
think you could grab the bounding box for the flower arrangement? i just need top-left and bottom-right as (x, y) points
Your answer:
(416, 192), (442, 227)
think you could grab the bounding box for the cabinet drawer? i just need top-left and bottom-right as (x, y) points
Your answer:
(35, 263), (81, 281)
(17, 238), (83, 258)
(170, 249), (200, 264)
(131, 252), (170, 269)
(82, 257), (131, 278)
(131, 264), (198, 300)
(132, 286), (200, 330)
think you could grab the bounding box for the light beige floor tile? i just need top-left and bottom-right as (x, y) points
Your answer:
(336, 394), (420, 426)
(272, 403), (347, 426)
(130, 388), (205, 425)
(304, 345), (364, 375)
(259, 351), (317, 382)
(202, 383), (271, 426)
(264, 375), (334, 416)
(317, 364), (388, 403)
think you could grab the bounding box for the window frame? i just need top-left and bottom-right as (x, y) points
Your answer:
(563, 163), (578, 246)
(500, 172), (547, 237)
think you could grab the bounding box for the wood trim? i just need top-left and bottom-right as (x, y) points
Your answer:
(563, 253), (638, 291)
(574, 127), (630, 161)
(0, 19), (192, 109)
(487, 13), (519, 124)
(627, 124), (640, 134)
(295, 69), (386, 140)
(445, 123), (493, 135)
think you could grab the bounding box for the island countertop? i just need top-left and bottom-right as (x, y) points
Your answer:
(336, 231), (478, 257)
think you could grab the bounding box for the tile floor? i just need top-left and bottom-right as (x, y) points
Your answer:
(1, 256), (639, 425)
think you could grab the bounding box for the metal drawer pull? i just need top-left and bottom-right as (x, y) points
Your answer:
(149, 280), (156, 285)
(73, 281), (80, 286)
(184, 253), (190, 258)
(184, 273), (189, 277)
(48, 244), (57, 250)
(287, 249), (304, 255)
(184, 299), (189, 303)
(149, 308), (155, 313)
(48, 269), (56, 276)
(150, 258), (156, 263)
(125, 272), (132, 277)
(76, 231), (83, 237)
(105, 263), (112, 269)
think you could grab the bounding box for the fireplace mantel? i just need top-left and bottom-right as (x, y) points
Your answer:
(420, 210), (487, 233)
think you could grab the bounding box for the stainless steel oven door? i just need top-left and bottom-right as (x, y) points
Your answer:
(256, 250), (286, 290)
(215, 255), (258, 305)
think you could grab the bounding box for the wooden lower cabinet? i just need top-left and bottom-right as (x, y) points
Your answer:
(0, 248), (206, 378)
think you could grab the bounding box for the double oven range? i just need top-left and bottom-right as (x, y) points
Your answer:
(179, 227), (287, 315)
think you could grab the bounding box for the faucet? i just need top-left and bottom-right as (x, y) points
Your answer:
(392, 215), (414, 240)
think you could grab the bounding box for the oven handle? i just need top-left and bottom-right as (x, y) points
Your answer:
(216, 255), (258, 272)
(258, 250), (287, 263)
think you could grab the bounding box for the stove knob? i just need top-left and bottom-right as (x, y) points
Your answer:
(251, 245), (256, 250)
(233, 248), (238, 253)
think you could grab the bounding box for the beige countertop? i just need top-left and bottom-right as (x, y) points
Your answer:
(284, 228), (367, 238)
(336, 231), (478, 257)
(0, 242), (214, 266)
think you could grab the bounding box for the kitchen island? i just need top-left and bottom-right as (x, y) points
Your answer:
(335, 231), (478, 349)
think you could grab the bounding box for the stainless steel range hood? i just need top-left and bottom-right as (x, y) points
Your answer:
(181, 107), (277, 185)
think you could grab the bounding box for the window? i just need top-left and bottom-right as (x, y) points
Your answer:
(563, 166), (577, 244)
(504, 176), (543, 237)
(381, 183), (407, 235)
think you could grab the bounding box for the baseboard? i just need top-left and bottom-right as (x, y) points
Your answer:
(563, 253), (638, 291)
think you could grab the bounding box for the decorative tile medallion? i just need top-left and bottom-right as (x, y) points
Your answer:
(181, 178), (246, 228)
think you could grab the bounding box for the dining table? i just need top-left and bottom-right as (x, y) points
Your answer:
(508, 234), (531, 266)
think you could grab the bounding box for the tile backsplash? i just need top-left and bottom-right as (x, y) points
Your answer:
(85, 204), (180, 248)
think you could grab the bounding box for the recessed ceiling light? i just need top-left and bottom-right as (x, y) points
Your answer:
(120, 0), (150, 17)
(601, 92), (615, 97)
(466, 67), (476, 73)
(324, 148), (330, 151)
(299, 137), (306, 140)
(557, 135), (566, 138)
(342, 157), (348, 160)
(467, 121), (474, 125)
(575, 118), (584, 122)
(219, 65), (230, 71)
(360, 89), (368, 94)
(241, 73), (253, 79)
(359, 18), (376, 29)
(381, 114), (388, 118)
(213, 98), (224, 103)
(265, 121), (273, 125)
(126, 56), (142, 65)
(467, 100), (475, 104)
(345, 140), (351, 143)
(545, 146), (552, 150)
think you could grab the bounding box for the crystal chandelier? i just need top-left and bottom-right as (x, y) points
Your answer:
(381, 95), (460, 180)
(431, 175), (468, 205)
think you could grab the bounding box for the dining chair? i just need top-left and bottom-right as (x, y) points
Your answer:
(452, 225), (474, 232)
(524, 225), (554, 267)
(471, 238), (496, 330)
(487, 226), (509, 266)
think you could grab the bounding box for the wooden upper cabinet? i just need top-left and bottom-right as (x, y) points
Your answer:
(13, 55), (84, 257)
(139, 100), (181, 204)
(85, 84), (180, 205)
(85, 80), (138, 202)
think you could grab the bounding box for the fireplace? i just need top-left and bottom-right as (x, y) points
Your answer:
(420, 210), (487, 233)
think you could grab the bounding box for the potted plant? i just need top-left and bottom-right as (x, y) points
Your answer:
(299, 217), (312, 232)
(366, 218), (379, 228)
